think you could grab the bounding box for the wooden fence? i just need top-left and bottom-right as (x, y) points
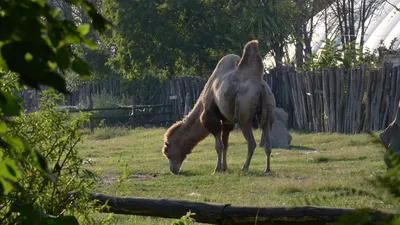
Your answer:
(58, 99), (174, 131)
(266, 63), (400, 133)
(19, 63), (399, 133)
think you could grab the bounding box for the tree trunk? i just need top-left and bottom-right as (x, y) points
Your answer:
(295, 0), (304, 68)
(273, 42), (284, 69)
(80, 192), (396, 225)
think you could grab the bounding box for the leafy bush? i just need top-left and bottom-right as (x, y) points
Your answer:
(301, 39), (382, 71)
(0, 89), (101, 224)
(0, 0), (108, 224)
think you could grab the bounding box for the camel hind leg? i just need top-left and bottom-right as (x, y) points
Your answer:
(239, 123), (257, 172)
(260, 111), (274, 173)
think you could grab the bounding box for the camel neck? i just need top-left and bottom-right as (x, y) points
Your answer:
(180, 101), (209, 153)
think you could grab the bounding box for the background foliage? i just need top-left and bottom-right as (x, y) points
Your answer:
(0, 0), (108, 224)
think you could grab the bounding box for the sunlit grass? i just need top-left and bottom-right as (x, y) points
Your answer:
(79, 128), (397, 224)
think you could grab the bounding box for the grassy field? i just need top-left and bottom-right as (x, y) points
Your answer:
(79, 127), (399, 224)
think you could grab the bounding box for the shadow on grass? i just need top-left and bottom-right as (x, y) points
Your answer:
(236, 170), (277, 177)
(288, 145), (315, 151)
(315, 156), (367, 163)
(175, 171), (199, 176)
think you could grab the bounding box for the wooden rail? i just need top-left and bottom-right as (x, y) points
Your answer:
(57, 104), (174, 130)
(83, 192), (395, 225)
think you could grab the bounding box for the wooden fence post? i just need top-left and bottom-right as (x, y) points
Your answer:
(88, 94), (94, 133)
(130, 95), (136, 128)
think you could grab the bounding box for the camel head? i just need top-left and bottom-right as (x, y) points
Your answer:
(162, 122), (188, 174)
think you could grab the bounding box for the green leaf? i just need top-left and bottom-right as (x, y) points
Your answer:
(6, 164), (17, 177)
(34, 0), (46, 7)
(56, 46), (71, 70)
(0, 122), (7, 133)
(25, 52), (33, 62)
(65, 35), (82, 44)
(0, 183), (4, 197)
(0, 158), (21, 195)
(0, 16), (15, 41)
(77, 24), (90, 36)
(83, 38), (98, 50)
(40, 72), (68, 93)
(0, 90), (22, 116)
(64, 0), (83, 5)
(91, 13), (107, 33)
(71, 57), (91, 78)
(33, 150), (56, 183)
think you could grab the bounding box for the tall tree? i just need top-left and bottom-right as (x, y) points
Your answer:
(100, 0), (296, 79)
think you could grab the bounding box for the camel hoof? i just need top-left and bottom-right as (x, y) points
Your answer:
(213, 168), (223, 174)
(264, 169), (271, 173)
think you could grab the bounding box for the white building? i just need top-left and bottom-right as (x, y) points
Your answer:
(265, 0), (400, 68)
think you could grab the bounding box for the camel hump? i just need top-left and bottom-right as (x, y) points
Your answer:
(238, 40), (263, 71)
(244, 40), (259, 55)
(216, 54), (241, 71)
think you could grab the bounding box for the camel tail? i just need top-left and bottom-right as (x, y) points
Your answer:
(258, 86), (268, 129)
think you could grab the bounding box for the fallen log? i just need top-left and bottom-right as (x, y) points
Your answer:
(83, 192), (395, 225)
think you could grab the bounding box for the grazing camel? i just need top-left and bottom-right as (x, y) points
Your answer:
(162, 40), (276, 174)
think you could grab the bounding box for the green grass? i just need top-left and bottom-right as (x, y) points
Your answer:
(79, 128), (399, 224)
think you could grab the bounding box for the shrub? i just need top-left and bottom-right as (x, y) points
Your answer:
(0, 89), (100, 224)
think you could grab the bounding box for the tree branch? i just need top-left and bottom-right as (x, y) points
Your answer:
(385, 0), (400, 12)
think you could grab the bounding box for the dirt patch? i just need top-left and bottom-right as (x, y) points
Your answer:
(100, 173), (157, 186)
(100, 175), (117, 186)
(128, 173), (157, 180)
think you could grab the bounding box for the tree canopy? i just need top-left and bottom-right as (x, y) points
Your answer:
(100, 0), (296, 79)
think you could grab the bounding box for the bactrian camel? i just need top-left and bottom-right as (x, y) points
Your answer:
(162, 40), (276, 174)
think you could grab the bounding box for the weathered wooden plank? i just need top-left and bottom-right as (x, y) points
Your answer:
(379, 65), (389, 130)
(348, 68), (357, 133)
(305, 71), (316, 131)
(382, 66), (392, 129)
(372, 67), (382, 130)
(328, 68), (336, 132)
(322, 69), (330, 132)
(298, 73), (308, 129)
(288, 71), (300, 128)
(356, 65), (366, 133)
(363, 69), (373, 132)
(394, 66), (400, 124)
(282, 69), (295, 129)
(389, 66), (398, 122)
(350, 68), (357, 133)
(371, 70), (378, 131)
(83, 192), (396, 225)
(303, 72), (311, 130)
(336, 67), (342, 132)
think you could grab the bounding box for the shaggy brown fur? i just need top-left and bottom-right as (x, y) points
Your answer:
(163, 40), (276, 174)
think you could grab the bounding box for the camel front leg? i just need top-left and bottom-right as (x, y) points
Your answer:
(200, 109), (224, 173)
(214, 136), (224, 173)
(240, 124), (256, 172)
(221, 123), (235, 171)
